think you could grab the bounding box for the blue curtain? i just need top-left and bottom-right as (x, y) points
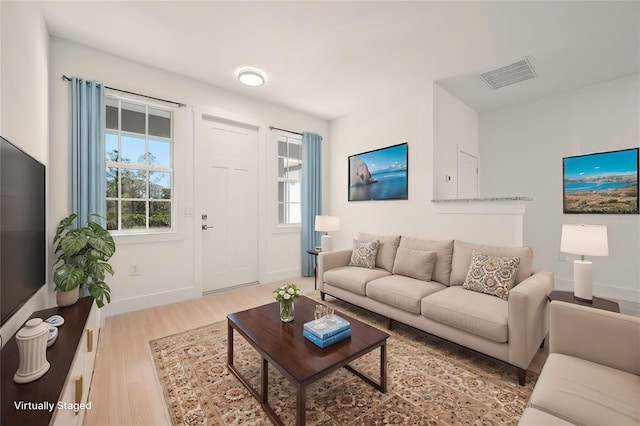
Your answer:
(70, 77), (106, 228)
(301, 132), (322, 276)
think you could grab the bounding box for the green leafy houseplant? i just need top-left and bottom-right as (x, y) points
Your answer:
(53, 213), (115, 308)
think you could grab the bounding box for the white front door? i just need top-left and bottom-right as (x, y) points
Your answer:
(457, 149), (479, 199)
(196, 115), (259, 293)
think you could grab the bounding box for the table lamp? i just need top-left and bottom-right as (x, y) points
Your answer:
(315, 215), (340, 252)
(560, 224), (609, 301)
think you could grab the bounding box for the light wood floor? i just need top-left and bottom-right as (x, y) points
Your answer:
(84, 277), (316, 426)
(85, 277), (640, 425)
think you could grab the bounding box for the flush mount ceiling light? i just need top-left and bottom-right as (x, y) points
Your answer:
(237, 68), (266, 87)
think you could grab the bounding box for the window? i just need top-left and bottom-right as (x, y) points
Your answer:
(277, 134), (302, 225)
(105, 97), (173, 232)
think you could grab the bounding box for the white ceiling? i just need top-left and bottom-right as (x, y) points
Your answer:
(39, 1), (639, 121)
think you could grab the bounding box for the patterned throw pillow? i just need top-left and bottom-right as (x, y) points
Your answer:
(349, 239), (380, 269)
(463, 250), (520, 300)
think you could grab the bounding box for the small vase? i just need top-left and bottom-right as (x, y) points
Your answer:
(280, 300), (294, 322)
(57, 286), (80, 307)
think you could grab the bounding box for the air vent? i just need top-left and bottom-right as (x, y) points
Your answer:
(480, 57), (537, 90)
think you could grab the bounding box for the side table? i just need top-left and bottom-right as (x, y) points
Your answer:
(548, 290), (619, 313)
(306, 249), (321, 290)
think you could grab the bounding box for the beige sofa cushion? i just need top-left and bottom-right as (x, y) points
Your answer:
(421, 286), (508, 343)
(450, 240), (533, 286)
(323, 266), (390, 296)
(358, 233), (401, 272)
(367, 275), (446, 314)
(529, 353), (640, 426)
(462, 250), (520, 300)
(518, 408), (574, 425)
(392, 248), (436, 281)
(398, 237), (454, 285)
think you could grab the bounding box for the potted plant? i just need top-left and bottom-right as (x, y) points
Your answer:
(53, 213), (115, 308)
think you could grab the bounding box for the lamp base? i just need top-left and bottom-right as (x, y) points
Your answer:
(573, 260), (593, 301)
(320, 234), (332, 252)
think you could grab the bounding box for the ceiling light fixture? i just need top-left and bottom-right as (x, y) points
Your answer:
(238, 68), (266, 87)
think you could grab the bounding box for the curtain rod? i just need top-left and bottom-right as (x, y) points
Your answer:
(62, 75), (186, 108)
(269, 126), (323, 140)
(269, 126), (303, 136)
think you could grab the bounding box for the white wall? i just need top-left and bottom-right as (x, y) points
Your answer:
(49, 38), (328, 319)
(0, 1), (51, 345)
(433, 83), (479, 199)
(327, 83), (526, 252)
(480, 74), (640, 302)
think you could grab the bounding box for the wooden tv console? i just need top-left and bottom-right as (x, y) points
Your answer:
(1, 296), (99, 425)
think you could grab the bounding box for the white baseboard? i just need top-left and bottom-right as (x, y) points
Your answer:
(98, 268), (303, 326)
(100, 286), (200, 327)
(554, 277), (639, 303)
(261, 268), (301, 285)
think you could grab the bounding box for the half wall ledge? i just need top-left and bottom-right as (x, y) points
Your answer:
(431, 197), (532, 215)
(430, 197), (533, 246)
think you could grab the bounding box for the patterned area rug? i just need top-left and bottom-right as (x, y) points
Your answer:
(149, 298), (536, 425)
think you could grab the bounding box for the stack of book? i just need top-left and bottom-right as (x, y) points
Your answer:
(303, 316), (351, 348)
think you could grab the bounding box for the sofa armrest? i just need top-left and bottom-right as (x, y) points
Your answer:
(317, 249), (352, 292)
(550, 300), (640, 375)
(507, 270), (554, 369)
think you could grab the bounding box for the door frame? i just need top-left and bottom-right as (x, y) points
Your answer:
(193, 107), (263, 295)
(456, 145), (479, 198)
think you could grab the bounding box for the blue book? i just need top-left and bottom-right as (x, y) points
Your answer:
(303, 328), (351, 348)
(303, 316), (350, 340)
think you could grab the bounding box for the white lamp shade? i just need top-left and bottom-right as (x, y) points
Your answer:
(560, 224), (609, 257)
(315, 215), (340, 233)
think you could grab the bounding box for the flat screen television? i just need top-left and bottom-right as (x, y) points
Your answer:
(1, 136), (46, 326)
(348, 142), (408, 201)
(563, 147), (639, 214)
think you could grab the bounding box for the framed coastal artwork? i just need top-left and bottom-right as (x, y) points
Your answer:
(563, 147), (639, 214)
(348, 142), (408, 201)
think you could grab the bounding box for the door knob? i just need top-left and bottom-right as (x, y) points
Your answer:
(202, 225), (214, 230)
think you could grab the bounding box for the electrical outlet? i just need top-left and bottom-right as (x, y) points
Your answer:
(130, 264), (141, 276)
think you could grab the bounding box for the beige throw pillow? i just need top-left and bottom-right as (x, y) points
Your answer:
(358, 233), (401, 272)
(462, 250), (520, 301)
(349, 239), (380, 269)
(397, 237), (454, 285)
(392, 248), (437, 281)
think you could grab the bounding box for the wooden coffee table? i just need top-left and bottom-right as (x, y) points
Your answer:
(227, 295), (389, 426)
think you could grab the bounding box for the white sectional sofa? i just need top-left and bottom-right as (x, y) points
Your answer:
(317, 233), (554, 385)
(519, 301), (640, 425)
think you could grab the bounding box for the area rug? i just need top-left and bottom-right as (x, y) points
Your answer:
(149, 298), (536, 425)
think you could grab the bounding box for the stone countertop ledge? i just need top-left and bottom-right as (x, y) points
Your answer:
(431, 196), (533, 203)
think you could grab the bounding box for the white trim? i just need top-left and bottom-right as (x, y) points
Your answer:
(100, 286), (199, 326)
(272, 224), (301, 234)
(112, 230), (185, 245)
(456, 145), (479, 199)
(193, 110), (262, 297)
(106, 97), (176, 233)
(106, 90), (181, 110)
(432, 200), (527, 215)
